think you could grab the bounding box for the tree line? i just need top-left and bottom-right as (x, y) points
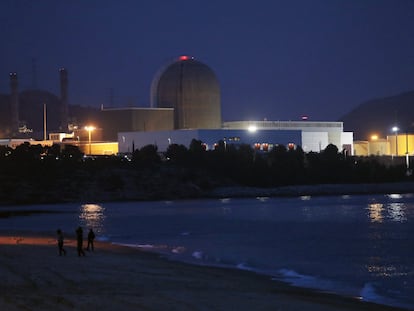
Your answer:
(0, 140), (411, 204)
(159, 139), (411, 187)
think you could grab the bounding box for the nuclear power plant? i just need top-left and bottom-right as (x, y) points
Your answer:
(113, 56), (354, 154)
(4, 55), (414, 159)
(0, 55), (357, 155)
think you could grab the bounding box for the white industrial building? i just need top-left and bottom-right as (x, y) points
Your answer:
(118, 120), (353, 154)
(223, 121), (353, 153)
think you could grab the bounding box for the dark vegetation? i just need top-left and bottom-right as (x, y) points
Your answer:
(0, 140), (412, 205)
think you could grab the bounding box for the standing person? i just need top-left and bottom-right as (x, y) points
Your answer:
(86, 228), (95, 251)
(56, 229), (66, 256)
(76, 226), (85, 257)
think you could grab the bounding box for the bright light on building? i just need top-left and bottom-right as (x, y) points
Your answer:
(84, 125), (96, 132)
(371, 134), (379, 141)
(392, 126), (399, 156)
(247, 125), (257, 132)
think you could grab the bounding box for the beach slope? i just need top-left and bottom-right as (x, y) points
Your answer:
(0, 234), (408, 311)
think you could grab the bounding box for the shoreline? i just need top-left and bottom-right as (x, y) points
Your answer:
(0, 232), (410, 311)
(1, 181), (414, 207)
(208, 181), (414, 199)
(0, 181), (413, 219)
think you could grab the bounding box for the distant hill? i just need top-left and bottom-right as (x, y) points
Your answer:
(340, 91), (414, 140)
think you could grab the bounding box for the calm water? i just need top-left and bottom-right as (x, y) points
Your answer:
(1, 193), (413, 309)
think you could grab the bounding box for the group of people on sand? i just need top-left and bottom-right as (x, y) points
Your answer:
(56, 227), (95, 257)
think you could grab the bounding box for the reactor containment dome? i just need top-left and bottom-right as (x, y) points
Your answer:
(150, 56), (221, 129)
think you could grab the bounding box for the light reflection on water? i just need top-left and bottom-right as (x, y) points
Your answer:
(365, 194), (411, 303)
(367, 202), (407, 223)
(79, 204), (106, 234)
(387, 203), (407, 222)
(256, 196), (269, 202)
(368, 203), (384, 223)
(366, 264), (408, 277)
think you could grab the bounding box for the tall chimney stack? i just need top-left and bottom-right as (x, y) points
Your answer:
(9, 72), (19, 135)
(59, 68), (68, 131)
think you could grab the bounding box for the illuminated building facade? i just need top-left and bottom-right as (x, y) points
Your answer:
(223, 120), (353, 154)
(354, 134), (414, 156)
(119, 129), (302, 153)
(118, 121), (353, 154)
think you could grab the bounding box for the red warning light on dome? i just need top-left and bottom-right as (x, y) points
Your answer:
(179, 55), (190, 61)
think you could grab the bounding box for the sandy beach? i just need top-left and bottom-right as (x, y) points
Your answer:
(0, 233), (408, 311)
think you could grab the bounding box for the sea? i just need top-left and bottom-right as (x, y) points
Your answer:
(1, 193), (413, 310)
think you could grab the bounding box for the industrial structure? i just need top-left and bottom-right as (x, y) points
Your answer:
(100, 107), (173, 141)
(13, 55), (414, 159)
(151, 55), (221, 129)
(4, 68), (70, 135)
(101, 56), (222, 142)
(0, 67), (103, 138)
(59, 68), (69, 131)
(1, 56), (355, 156)
(0, 68), (120, 155)
(9, 72), (19, 135)
(117, 56), (354, 154)
(354, 133), (414, 157)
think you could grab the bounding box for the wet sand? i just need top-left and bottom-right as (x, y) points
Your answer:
(0, 234), (408, 311)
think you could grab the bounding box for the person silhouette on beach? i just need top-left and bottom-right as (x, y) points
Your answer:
(76, 226), (86, 257)
(86, 228), (95, 251)
(56, 229), (66, 256)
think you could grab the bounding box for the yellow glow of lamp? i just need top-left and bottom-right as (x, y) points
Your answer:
(371, 134), (378, 141)
(85, 126), (95, 155)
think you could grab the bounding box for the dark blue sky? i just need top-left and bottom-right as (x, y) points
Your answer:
(1, 0), (413, 122)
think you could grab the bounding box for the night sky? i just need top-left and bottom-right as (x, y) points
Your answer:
(1, 0), (413, 122)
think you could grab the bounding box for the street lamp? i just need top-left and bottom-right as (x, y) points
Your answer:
(406, 131), (410, 171)
(392, 126), (399, 156)
(84, 126), (95, 155)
